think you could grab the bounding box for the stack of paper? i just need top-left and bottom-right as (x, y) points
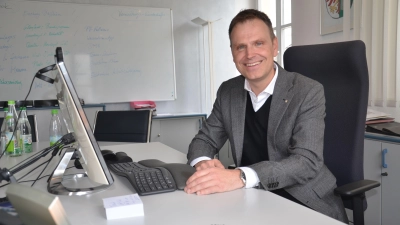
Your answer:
(103, 194), (144, 220)
(366, 108), (394, 125)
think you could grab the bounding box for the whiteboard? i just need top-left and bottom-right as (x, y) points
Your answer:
(0, 1), (176, 103)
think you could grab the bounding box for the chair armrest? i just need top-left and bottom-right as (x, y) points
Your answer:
(334, 179), (380, 197)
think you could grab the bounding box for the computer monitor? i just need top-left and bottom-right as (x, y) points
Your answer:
(47, 47), (113, 195)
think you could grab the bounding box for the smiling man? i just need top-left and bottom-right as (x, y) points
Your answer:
(184, 9), (348, 223)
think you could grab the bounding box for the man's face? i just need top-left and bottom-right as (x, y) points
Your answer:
(230, 18), (278, 87)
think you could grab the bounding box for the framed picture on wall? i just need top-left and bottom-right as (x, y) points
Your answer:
(320, 0), (354, 35)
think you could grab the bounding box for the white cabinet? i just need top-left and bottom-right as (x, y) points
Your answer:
(381, 142), (400, 225)
(150, 114), (206, 154)
(364, 139), (382, 225)
(364, 136), (400, 225)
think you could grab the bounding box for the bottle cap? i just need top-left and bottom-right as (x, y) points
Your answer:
(7, 100), (15, 105)
(4, 107), (8, 111)
(20, 107), (26, 110)
(51, 109), (58, 115)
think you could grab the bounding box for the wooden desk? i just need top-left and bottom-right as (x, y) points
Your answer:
(1, 142), (345, 225)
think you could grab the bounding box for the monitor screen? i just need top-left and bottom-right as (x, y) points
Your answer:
(53, 47), (113, 186)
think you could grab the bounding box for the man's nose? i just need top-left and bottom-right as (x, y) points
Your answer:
(245, 46), (256, 59)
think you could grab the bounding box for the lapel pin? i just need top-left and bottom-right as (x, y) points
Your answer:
(284, 99), (288, 103)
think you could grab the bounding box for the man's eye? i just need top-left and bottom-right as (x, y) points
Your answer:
(255, 42), (263, 46)
(237, 45), (245, 50)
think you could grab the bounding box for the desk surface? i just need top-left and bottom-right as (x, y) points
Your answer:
(0, 142), (345, 225)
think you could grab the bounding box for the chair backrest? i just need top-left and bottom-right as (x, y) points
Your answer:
(0, 114), (38, 142)
(283, 40), (369, 210)
(93, 110), (152, 143)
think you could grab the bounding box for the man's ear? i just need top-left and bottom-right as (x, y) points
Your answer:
(230, 44), (235, 63)
(273, 37), (279, 57)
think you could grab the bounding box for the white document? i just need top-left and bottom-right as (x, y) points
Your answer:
(103, 194), (144, 220)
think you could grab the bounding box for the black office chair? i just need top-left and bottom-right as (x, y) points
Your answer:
(0, 114), (38, 142)
(284, 40), (380, 225)
(93, 110), (152, 143)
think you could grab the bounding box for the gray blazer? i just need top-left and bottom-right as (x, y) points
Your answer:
(187, 64), (348, 223)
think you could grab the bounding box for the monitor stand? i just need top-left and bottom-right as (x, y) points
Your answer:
(47, 148), (110, 196)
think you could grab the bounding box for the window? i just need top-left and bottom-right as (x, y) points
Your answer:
(258, 0), (292, 66)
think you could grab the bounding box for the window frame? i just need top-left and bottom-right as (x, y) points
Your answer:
(258, 0), (292, 65)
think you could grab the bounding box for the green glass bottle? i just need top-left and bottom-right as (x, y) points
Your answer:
(19, 107), (32, 153)
(5, 100), (21, 156)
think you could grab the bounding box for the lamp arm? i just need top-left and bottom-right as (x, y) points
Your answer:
(0, 168), (17, 183)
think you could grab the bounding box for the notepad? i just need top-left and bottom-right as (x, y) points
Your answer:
(103, 194), (144, 220)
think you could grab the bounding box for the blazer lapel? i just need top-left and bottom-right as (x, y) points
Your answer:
(268, 65), (295, 159)
(230, 83), (247, 166)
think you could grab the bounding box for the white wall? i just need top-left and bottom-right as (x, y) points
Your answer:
(23, 0), (256, 114)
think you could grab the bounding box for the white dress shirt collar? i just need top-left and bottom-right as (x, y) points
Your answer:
(244, 63), (279, 112)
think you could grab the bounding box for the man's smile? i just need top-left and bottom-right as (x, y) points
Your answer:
(245, 61), (262, 67)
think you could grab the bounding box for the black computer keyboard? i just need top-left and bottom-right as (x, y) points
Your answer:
(108, 162), (176, 196)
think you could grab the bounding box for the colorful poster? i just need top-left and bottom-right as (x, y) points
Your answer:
(320, 0), (354, 35)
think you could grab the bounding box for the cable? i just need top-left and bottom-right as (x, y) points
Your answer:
(0, 133), (75, 186)
(66, 165), (75, 170)
(0, 135), (75, 188)
(0, 146), (71, 188)
(0, 182), (9, 189)
(36, 164), (75, 182)
(31, 156), (53, 187)
(30, 145), (67, 187)
(16, 159), (52, 183)
(0, 159), (51, 189)
(20, 175), (50, 183)
(0, 159), (76, 189)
